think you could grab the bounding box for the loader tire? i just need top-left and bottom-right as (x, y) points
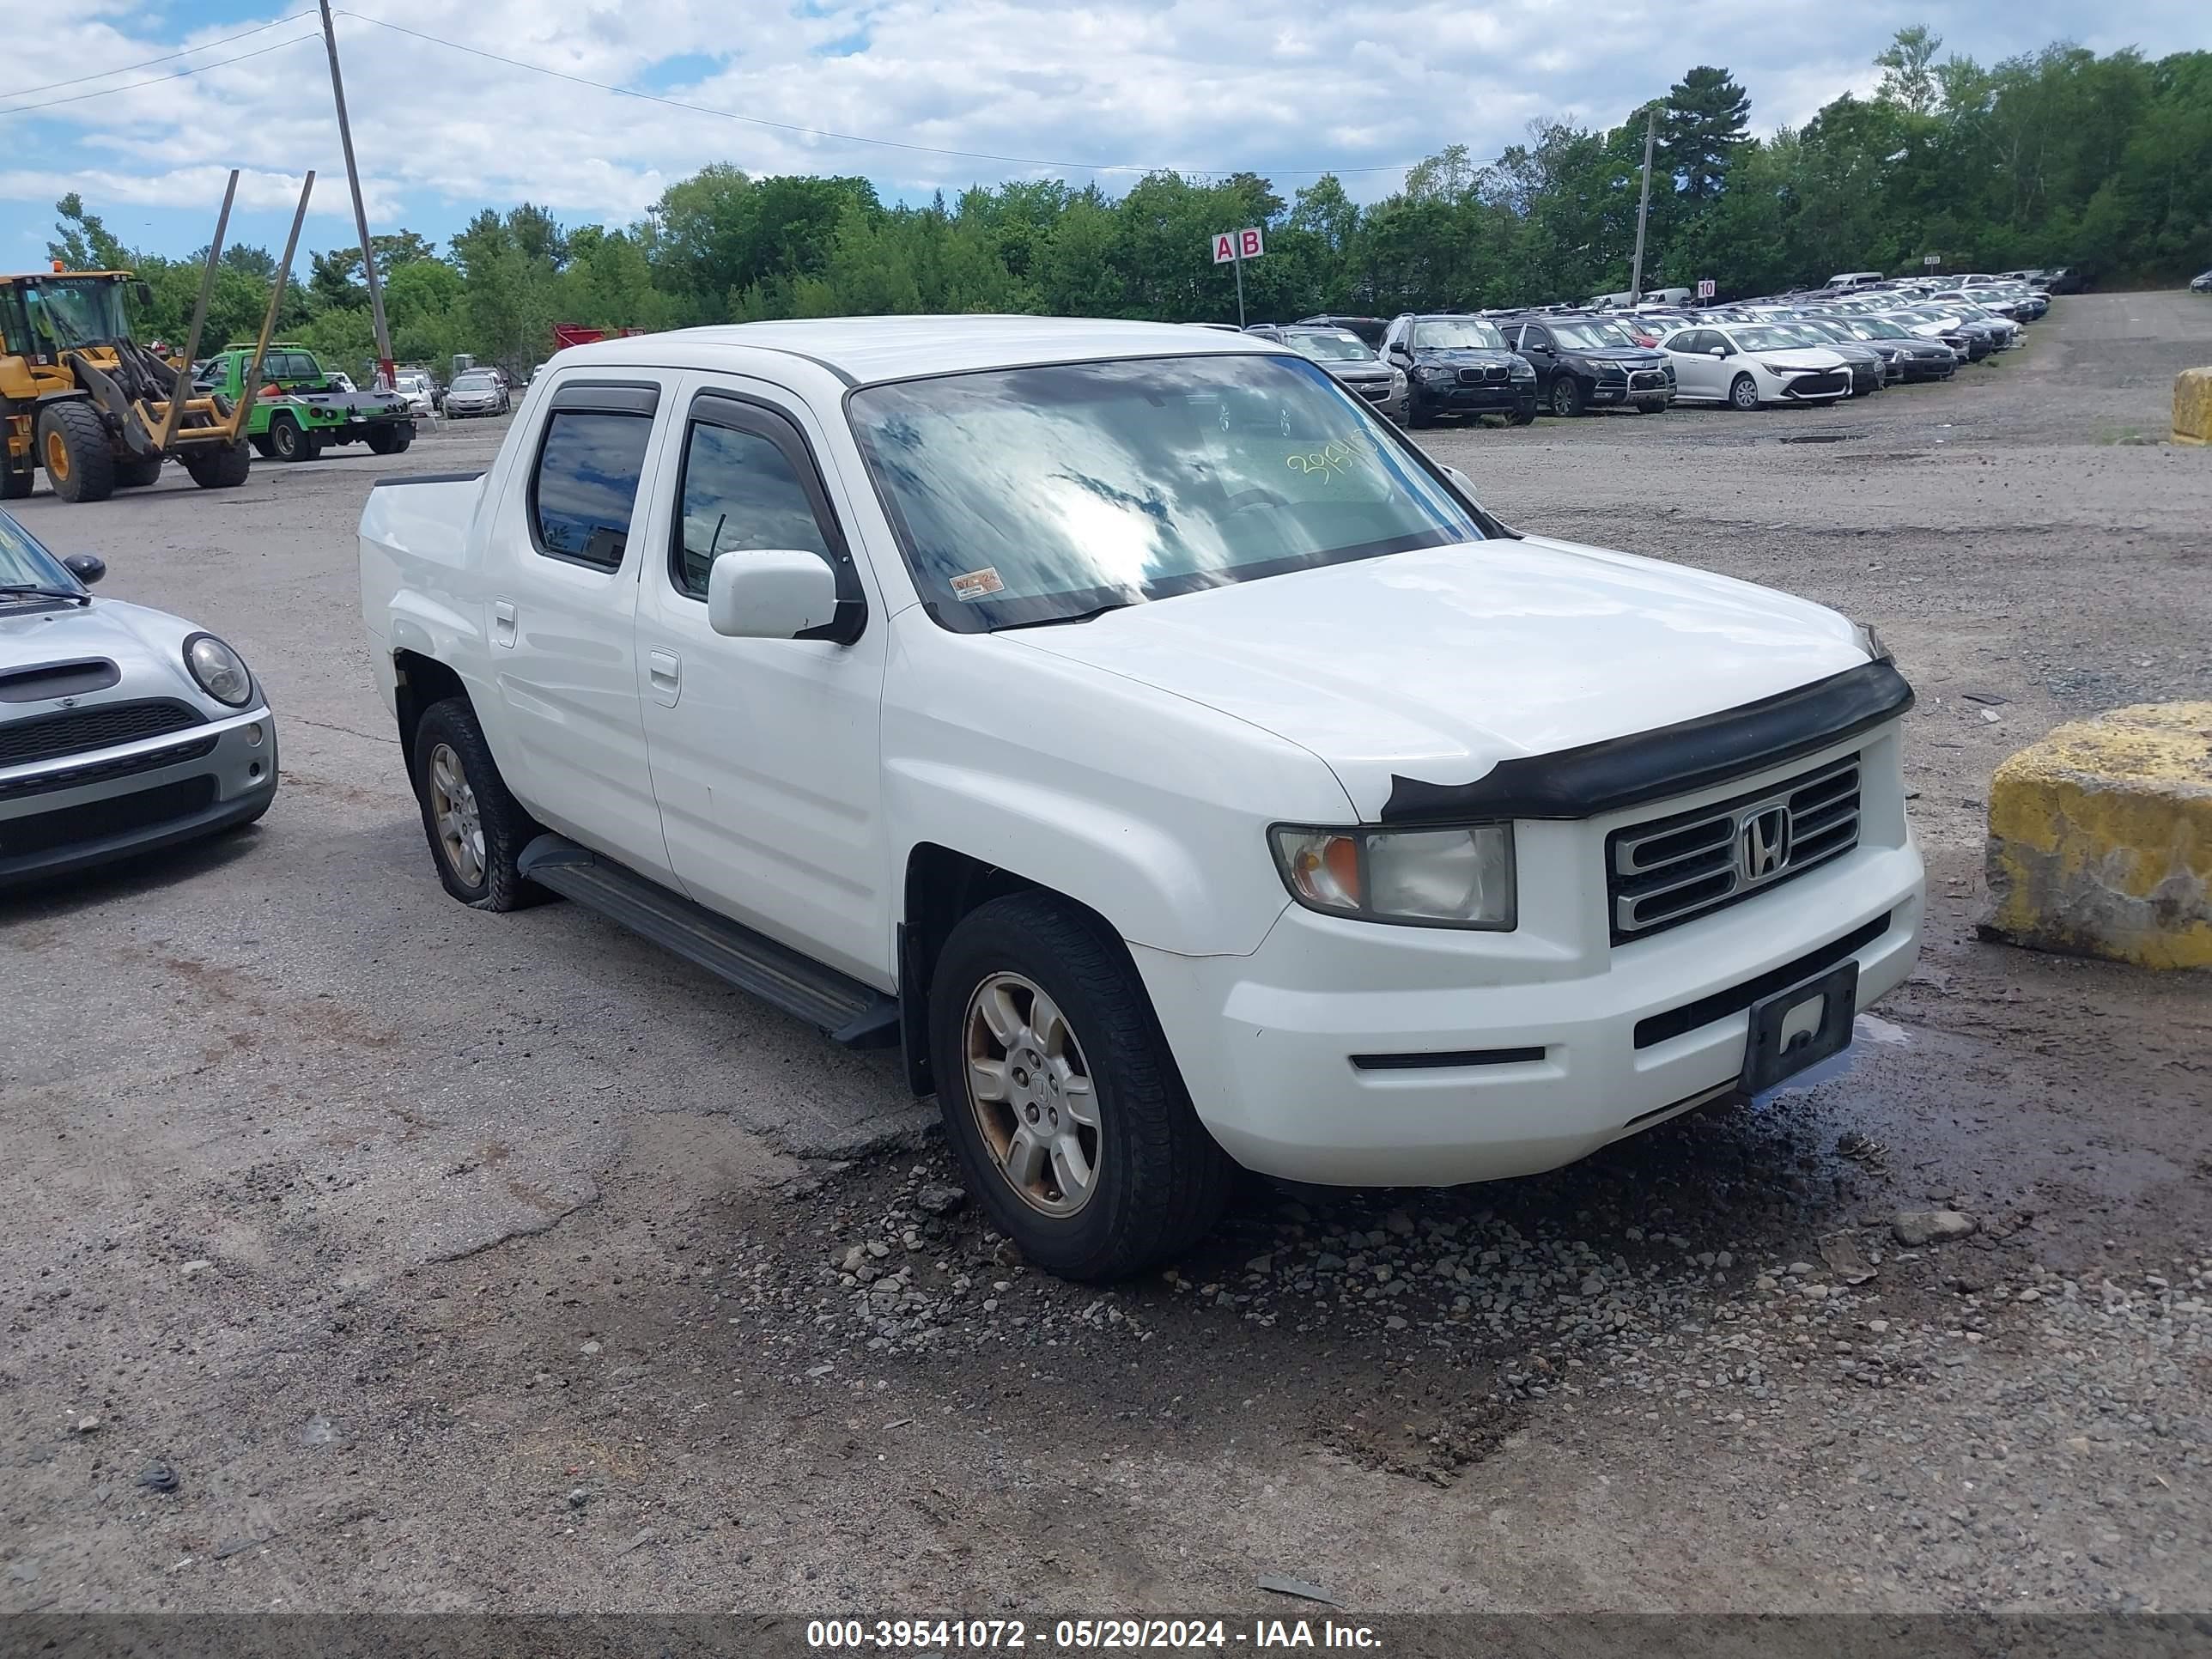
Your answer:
(38, 401), (115, 503)
(183, 441), (251, 490)
(115, 454), (165, 489)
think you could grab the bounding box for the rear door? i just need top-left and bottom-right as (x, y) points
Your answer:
(632, 374), (894, 986)
(483, 372), (679, 878)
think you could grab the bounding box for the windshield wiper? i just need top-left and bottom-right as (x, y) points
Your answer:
(993, 599), (1135, 630)
(0, 582), (90, 605)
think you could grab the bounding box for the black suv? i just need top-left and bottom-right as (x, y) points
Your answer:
(1381, 314), (1537, 427)
(1498, 314), (1674, 416)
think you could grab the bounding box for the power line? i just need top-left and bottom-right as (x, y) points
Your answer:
(331, 10), (1426, 178)
(0, 31), (325, 117)
(0, 11), (315, 101)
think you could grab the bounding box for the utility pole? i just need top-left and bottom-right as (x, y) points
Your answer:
(317, 0), (393, 390)
(1629, 105), (1656, 306)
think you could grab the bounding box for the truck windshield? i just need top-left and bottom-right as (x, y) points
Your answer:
(848, 354), (1485, 631)
(20, 278), (129, 349)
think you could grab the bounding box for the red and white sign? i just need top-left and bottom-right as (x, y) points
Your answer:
(1212, 227), (1266, 264)
(1696, 278), (1716, 299)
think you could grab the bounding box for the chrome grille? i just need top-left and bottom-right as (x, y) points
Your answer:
(1606, 756), (1862, 944)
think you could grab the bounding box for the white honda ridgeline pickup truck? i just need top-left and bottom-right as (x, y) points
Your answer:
(358, 316), (1923, 1281)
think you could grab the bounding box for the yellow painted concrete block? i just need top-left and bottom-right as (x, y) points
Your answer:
(2176, 367), (2212, 446)
(1984, 702), (2212, 970)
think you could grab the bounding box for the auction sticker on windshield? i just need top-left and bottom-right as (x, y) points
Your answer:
(950, 567), (1006, 601)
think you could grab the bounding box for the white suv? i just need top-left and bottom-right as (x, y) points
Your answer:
(358, 317), (1923, 1280)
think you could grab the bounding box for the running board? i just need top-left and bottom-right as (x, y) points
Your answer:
(517, 835), (899, 1048)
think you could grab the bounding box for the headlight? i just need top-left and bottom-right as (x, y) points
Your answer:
(1851, 621), (1893, 664)
(1416, 363), (1454, 380)
(1759, 361), (1801, 374)
(1270, 823), (1516, 929)
(185, 633), (254, 706)
(1389, 368), (1407, 392)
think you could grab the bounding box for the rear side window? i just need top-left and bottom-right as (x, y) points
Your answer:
(531, 410), (653, 571)
(672, 422), (834, 599)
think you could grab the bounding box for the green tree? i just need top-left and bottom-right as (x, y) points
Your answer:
(1661, 66), (1753, 201)
(1875, 27), (1945, 117)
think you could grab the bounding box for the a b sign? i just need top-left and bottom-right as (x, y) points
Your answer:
(1696, 278), (1716, 298)
(1212, 227), (1265, 264)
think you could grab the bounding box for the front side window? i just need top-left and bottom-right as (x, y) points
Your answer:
(672, 420), (834, 599)
(531, 410), (653, 570)
(849, 354), (1485, 632)
(0, 508), (76, 593)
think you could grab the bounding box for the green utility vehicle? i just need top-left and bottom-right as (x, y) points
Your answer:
(193, 343), (415, 463)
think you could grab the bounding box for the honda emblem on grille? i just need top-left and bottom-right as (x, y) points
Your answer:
(1739, 806), (1791, 882)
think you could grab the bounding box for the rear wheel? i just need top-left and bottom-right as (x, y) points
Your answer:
(365, 426), (412, 455)
(250, 434), (275, 458)
(410, 698), (548, 911)
(1729, 374), (1761, 411)
(928, 893), (1236, 1282)
(37, 401), (115, 503)
(1549, 375), (1584, 417)
(182, 440), (251, 489)
(114, 453), (165, 489)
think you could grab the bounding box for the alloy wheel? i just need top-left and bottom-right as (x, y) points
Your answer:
(426, 742), (485, 887)
(963, 972), (1101, 1217)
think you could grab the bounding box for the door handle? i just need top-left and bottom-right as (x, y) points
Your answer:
(491, 599), (517, 647)
(647, 647), (681, 707)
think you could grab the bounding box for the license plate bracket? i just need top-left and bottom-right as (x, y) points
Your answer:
(1740, 961), (1859, 1094)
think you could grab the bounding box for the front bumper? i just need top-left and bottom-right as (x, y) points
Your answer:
(1133, 732), (1923, 1187)
(1419, 374), (1535, 415)
(0, 706), (277, 888)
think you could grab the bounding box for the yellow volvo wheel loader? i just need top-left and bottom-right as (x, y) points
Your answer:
(0, 269), (251, 503)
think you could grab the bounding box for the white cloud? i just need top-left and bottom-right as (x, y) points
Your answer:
(0, 0), (2199, 249)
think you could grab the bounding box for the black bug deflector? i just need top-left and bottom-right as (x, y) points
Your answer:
(1379, 659), (1914, 825)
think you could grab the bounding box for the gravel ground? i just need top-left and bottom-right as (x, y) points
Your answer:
(3, 291), (2209, 1619)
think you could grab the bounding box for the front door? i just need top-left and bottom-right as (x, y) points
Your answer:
(484, 373), (678, 878)
(1673, 331), (1721, 399)
(633, 376), (893, 987)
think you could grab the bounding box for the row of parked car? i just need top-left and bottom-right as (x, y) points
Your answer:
(1235, 270), (2051, 426)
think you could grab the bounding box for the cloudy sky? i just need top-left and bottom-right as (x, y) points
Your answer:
(1, 0), (2197, 265)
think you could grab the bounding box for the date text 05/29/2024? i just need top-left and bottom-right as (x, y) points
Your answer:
(805, 1618), (1382, 1650)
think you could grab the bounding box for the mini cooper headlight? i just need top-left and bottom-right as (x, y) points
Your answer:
(1270, 823), (1516, 929)
(185, 633), (254, 707)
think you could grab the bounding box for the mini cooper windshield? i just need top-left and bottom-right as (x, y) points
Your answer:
(850, 354), (1486, 631)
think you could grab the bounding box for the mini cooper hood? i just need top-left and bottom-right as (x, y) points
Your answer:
(1003, 538), (1873, 820)
(0, 597), (209, 696)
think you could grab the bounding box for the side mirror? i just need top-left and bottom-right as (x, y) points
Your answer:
(131, 281), (154, 308)
(1387, 342), (1412, 358)
(64, 553), (106, 586)
(1708, 346), (1729, 359)
(1441, 465), (1478, 497)
(707, 549), (839, 640)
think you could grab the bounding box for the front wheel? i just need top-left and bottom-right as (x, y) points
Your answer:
(1508, 404), (1535, 426)
(114, 454), (165, 489)
(269, 415), (318, 462)
(928, 894), (1235, 1282)
(1550, 376), (1584, 417)
(38, 401), (115, 502)
(410, 699), (549, 911)
(1729, 374), (1761, 411)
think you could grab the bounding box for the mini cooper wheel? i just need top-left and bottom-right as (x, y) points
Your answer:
(410, 698), (548, 911)
(928, 893), (1235, 1281)
(1729, 374), (1761, 411)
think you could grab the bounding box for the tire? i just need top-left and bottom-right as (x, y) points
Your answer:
(1508, 404), (1535, 426)
(1729, 374), (1761, 411)
(927, 893), (1236, 1282)
(37, 401), (115, 503)
(114, 453), (165, 489)
(268, 414), (319, 463)
(250, 434), (275, 459)
(1407, 391), (1436, 429)
(182, 441), (251, 489)
(365, 426), (412, 455)
(410, 697), (549, 911)
(1549, 376), (1584, 418)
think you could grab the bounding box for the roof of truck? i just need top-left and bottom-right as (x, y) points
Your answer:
(544, 315), (1291, 388)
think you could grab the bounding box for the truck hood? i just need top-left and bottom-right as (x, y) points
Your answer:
(1002, 536), (1872, 819)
